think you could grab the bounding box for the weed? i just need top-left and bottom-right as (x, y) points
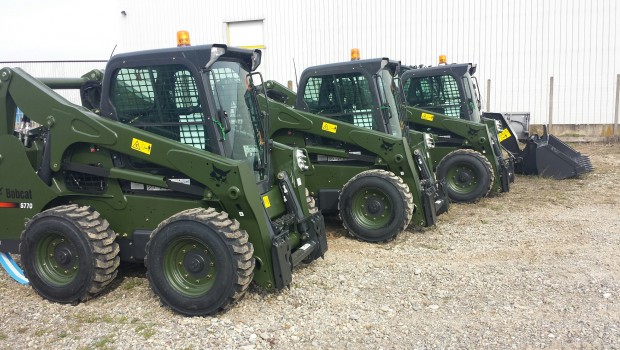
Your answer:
(121, 278), (144, 291)
(92, 335), (115, 350)
(74, 312), (99, 324)
(93, 335), (114, 349)
(135, 324), (157, 339)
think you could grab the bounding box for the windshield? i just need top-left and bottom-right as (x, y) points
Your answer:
(402, 73), (469, 120)
(208, 61), (266, 181)
(376, 69), (403, 137)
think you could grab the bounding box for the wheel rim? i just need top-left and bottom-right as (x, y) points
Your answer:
(446, 163), (479, 195)
(164, 236), (216, 297)
(350, 187), (393, 229)
(35, 233), (79, 286)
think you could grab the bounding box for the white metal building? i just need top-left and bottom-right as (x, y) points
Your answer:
(4, 0), (620, 131)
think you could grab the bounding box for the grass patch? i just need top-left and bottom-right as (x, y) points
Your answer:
(75, 312), (130, 326)
(135, 324), (157, 339)
(0, 333), (7, 340)
(75, 312), (99, 324)
(418, 242), (442, 250)
(34, 329), (48, 337)
(121, 278), (144, 291)
(92, 335), (115, 350)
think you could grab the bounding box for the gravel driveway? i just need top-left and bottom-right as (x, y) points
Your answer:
(1, 142), (618, 349)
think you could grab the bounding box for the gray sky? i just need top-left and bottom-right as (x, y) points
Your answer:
(0, 0), (119, 61)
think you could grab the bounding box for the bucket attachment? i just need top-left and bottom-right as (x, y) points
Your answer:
(483, 112), (593, 179)
(519, 126), (593, 179)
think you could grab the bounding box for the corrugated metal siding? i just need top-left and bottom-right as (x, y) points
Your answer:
(0, 61), (107, 105)
(35, 0), (619, 125)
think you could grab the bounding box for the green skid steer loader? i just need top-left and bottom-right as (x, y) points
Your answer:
(398, 65), (512, 202)
(401, 62), (592, 179)
(260, 58), (449, 243)
(0, 44), (327, 316)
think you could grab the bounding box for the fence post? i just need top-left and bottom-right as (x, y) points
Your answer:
(614, 74), (620, 138)
(486, 79), (491, 111)
(548, 76), (554, 134)
(287, 80), (293, 90)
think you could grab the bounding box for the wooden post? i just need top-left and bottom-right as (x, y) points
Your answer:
(287, 80), (293, 90)
(548, 76), (554, 134)
(486, 79), (491, 111)
(614, 74), (620, 137)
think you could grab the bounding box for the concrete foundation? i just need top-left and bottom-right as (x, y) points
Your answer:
(529, 124), (619, 143)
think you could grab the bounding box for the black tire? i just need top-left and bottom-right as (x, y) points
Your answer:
(145, 208), (254, 316)
(338, 169), (414, 242)
(436, 149), (494, 203)
(19, 204), (120, 304)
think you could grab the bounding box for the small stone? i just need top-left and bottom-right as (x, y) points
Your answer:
(414, 268), (422, 275)
(249, 334), (257, 343)
(603, 293), (612, 299)
(428, 304), (439, 310)
(277, 296), (283, 301)
(548, 333), (555, 338)
(381, 305), (391, 312)
(312, 340), (320, 347)
(291, 335), (300, 342)
(260, 332), (270, 340)
(349, 314), (359, 320)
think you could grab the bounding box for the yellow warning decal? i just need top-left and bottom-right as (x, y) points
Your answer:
(262, 195), (271, 208)
(321, 122), (338, 133)
(421, 112), (434, 122)
(498, 129), (512, 142)
(131, 138), (152, 155)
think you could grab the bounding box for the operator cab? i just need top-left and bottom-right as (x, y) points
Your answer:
(400, 63), (482, 123)
(98, 45), (269, 191)
(295, 58), (403, 137)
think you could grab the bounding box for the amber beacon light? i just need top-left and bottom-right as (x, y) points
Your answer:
(350, 48), (361, 61)
(177, 30), (191, 47)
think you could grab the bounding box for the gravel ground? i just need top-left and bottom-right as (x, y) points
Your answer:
(1, 142), (619, 349)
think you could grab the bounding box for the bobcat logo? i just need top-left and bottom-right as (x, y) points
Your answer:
(468, 127), (479, 137)
(380, 139), (395, 152)
(210, 165), (231, 186)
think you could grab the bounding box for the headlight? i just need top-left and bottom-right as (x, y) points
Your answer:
(424, 133), (435, 149)
(295, 149), (310, 171)
(495, 120), (503, 133)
